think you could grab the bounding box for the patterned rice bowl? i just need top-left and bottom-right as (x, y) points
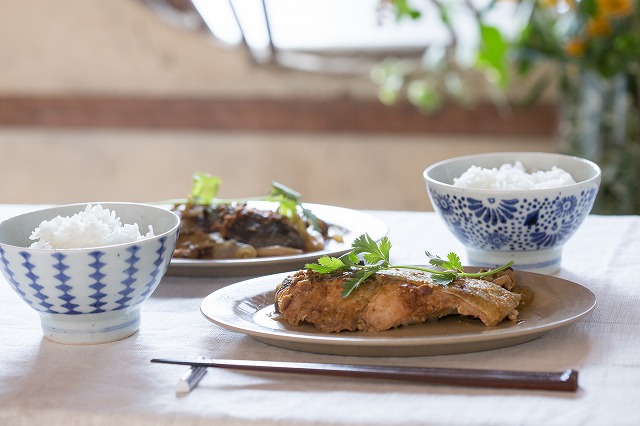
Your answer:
(0, 202), (179, 344)
(424, 152), (601, 274)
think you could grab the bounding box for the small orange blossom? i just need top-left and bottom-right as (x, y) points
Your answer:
(597, 0), (633, 17)
(564, 38), (587, 56)
(587, 16), (612, 37)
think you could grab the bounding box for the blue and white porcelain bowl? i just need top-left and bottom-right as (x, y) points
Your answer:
(424, 152), (601, 274)
(0, 203), (179, 344)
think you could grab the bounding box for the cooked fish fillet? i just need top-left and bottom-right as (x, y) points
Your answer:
(275, 268), (522, 333)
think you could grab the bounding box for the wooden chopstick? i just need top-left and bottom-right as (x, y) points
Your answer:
(151, 358), (578, 392)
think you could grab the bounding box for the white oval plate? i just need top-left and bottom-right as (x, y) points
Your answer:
(167, 203), (388, 277)
(201, 270), (596, 356)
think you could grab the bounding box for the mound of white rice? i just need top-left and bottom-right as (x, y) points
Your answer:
(29, 204), (154, 249)
(453, 161), (576, 190)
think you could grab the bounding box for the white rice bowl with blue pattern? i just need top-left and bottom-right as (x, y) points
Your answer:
(424, 152), (601, 274)
(0, 202), (180, 344)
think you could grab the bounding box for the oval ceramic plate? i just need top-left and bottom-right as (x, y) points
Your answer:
(201, 270), (596, 356)
(167, 203), (388, 277)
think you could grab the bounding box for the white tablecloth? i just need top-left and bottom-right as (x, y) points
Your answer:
(1, 205), (639, 426)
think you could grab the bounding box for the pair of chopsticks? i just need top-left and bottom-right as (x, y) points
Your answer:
(152, 358), (578, 392)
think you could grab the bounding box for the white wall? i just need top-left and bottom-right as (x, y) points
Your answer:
(0, 0), (557, 211)
(1, 130), (552, 210)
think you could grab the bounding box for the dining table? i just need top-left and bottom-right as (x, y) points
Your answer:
(0, 203), (638, 426)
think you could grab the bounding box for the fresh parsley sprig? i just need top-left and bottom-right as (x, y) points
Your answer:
(305, 233), (514, 298)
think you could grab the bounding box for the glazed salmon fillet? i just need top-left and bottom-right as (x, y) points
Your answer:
(275, 268), (522, 333)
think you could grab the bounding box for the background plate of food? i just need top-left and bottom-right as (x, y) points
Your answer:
(164, 175), (388, 277)
(200, 267), (595, 356)
(168, 202), (388, 277)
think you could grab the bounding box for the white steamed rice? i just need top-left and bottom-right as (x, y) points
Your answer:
(29, 204), (154, 249)
(453, 161), (576, 190)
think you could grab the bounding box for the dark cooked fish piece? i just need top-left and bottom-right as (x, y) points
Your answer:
(220, 206), (305, 249)
(275, 268), (522, 333)
(172, 203), (232, 235)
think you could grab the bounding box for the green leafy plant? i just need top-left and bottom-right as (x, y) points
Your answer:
(306, 233), (514, 297)
(374, 0), (640, 111)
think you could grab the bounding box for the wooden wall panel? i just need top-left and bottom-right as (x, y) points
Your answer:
(0, 96), (557, 136)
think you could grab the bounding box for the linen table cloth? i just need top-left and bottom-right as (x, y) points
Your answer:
(0, 204), (638, 426)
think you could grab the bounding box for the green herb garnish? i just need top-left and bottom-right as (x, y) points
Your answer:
(190, 172), (222, 205)
(305, 233), (514, 298)
(178, 172), (320, 231)
(268, 181), (320, 231)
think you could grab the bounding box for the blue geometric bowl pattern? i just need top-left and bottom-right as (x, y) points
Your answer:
(0, 235), (174, 315)
(0, 203), (180, 344)
(428, 186), (599, 251)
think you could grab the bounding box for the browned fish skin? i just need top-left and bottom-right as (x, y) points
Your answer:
(275, 268), (522, 333)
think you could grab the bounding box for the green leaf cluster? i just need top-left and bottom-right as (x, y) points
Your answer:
(184, 173), (320, 231)
(305, 233), (514, 298)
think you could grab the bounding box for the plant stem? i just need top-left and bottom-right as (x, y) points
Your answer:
(387, 261), (514, 278)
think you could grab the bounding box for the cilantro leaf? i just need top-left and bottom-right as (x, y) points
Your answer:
(341, 268), (380, 298)
(270, 181), (302, 203)
(268, 181), (321, 232)
(338, 251), (361, 267)
(305, 256), (348, 274)
(352, 234), (391, 266)
(446, 252), (463, 271)
(426, 251), (463, 272)
(274, 197), (298, 219)
(430, 271), (458, 285)
(300, 206), (321, 232)
(190, 172), (222, 205)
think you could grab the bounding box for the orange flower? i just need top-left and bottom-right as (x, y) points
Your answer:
(597, 0), (633, 17)
(587, 16), (612, 36)
(564, 38), (586, 56)
(539, 0), (558, 7)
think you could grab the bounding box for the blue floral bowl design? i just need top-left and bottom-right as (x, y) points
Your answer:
(0, 203), (180, 344)
(424, 152), (601, 274)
